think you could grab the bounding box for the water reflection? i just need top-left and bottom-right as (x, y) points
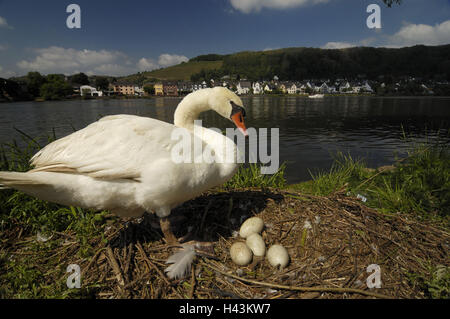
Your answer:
(0, 96), (448, 183)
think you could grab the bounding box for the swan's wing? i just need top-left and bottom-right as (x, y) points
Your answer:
(30, 115), (178, 181)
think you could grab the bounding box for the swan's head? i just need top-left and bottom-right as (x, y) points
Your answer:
(209, 87), (248, 136)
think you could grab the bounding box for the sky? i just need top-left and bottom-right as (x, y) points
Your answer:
(0, 0), (449, 77)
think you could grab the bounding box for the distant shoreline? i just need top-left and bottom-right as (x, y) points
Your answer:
(2, 93), (450, 104)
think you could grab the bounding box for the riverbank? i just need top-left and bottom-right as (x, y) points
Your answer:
(3, 92), (450, 104)
(0, 138), (448, 299)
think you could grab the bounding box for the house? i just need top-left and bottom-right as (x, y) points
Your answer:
(163, 82), (179, 96)
(80, 85), (103, 97)
(134, 86), (145, 96)
(361, 82), (373, 93)
(328, 85), (337, 94)
(319, 82), (329, 94)
(178, 82), (193, 94)
(339, 81), (351, 93)
(252, 82), (264, 94)
(287, 83), (298, 94)
(264, 83), (274, 93)
(236, 81), (251, 95)
(279, 82), (289, 94)
(154, 83), (164, 96)
(306, 81), (315, 92)
(112, 83), (135, 96)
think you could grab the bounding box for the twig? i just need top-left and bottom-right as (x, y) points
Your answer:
(106, 246), (125, 287)
(82, 247), (105, 276)
(189, 264), (196, 299)
(203, 261), (393, 299)
(135, 242), (183, 299)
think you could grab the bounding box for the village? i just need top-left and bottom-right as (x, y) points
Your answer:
(76, 74), (443, 99)
(78, 76), (431, 98)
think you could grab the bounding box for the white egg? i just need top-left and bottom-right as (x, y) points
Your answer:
(267, 244), (290, 269)
(246, 233), (266, 257)
(230, 242), (253, 266)
(239, 217), (264, 238)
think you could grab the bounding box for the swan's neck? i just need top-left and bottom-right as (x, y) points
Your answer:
(174, 89), (211, 130)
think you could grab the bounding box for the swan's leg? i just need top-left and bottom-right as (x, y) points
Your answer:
(159, 217), (215, 256)
(159, 217), (178, 245)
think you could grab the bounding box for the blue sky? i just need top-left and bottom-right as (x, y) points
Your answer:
(0, 0), (449, 77)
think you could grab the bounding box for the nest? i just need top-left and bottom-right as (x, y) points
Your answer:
(3, 188), (449, 299)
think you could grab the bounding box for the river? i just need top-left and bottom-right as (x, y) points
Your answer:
(0, 96), (449, 183)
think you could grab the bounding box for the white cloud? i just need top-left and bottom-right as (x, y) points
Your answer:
(17, 47), (133, 76)
(230, 0), (329, 13)
(0, 44), (8, 51)
(263, 47), (279, 51)
(157, 54), (188, 67)
(16, 46), (190, 76)
(322, 41), (356, 49)
(388, 20), (450, 47)
(0, 16), (13, 29)
(137, 57), (159, 71)
(0, 65), (16, 78)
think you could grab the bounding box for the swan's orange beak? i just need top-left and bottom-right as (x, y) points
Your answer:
(231, 111), (248, 137)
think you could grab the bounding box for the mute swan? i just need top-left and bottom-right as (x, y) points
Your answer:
(0, 87), (248, 244)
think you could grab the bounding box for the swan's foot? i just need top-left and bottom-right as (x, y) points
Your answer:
(159, 218), (216, 259)
(159, 217), (178, 245)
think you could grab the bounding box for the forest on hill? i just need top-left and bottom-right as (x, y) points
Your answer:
(189, 45), (450, 82)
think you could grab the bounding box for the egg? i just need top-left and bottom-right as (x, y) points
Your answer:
(246, 233), (266, 257)
(239, 217), (264, 238)
(230, 242), (253, 266)
(267, 244), (290, 269)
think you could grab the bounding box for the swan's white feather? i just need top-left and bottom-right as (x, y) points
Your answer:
(0, 88), (242, 219)
(164, 244), (196, 279)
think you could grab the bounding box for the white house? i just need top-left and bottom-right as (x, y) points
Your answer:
(319, 82), (329, 94)
(287, 83), (298, 94)
(236, 81), (251, 95)
(134, 86), (145, 96)
(252, 82), (264, 94)
(264, 84), (274, 93)
(339, 81), (351, 93)
(80, 85), (103, 97)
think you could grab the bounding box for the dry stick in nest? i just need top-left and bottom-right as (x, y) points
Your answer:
(135, 242), (183, 299)
(203, 261), (393, 299)
(106, 246), (125, 287)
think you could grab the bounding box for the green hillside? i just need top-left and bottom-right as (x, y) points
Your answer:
(120, 60), (223, 84)
(119, 45), (450, 84)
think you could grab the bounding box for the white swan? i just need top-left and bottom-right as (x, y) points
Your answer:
(0, 87), (248, 244)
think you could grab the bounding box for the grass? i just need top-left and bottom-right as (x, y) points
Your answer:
(223, 162), (287, 190)
(290, 142), (450, 223)
(121, 60), (223, 82)
(0, 130), (448, 298)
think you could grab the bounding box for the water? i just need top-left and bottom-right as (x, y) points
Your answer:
(0, 96), (449, 184)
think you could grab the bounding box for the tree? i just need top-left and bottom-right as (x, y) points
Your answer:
(143, 85), (155, 95)
(95, 77), (109, 90)
(26, 72), (46, 97)
(40, 74), (73, 100)
(382, 0), (401, 7)
(71, 72), (89, 85)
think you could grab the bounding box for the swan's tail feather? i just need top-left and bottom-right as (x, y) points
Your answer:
(0, 171), (45, 188)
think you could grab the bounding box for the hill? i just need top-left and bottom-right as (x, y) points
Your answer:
(120, 44), (450, 84)
(119, 60), (223, 84)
